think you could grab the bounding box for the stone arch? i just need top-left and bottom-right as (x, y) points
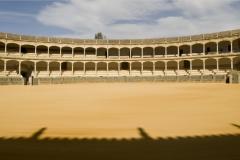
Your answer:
(120, 48), (130, 58)
(49, 61), (60, 71)
(192, 43), (203, 54)
(232, 38), (240, 53)
(179, 45), (190, 56)
(6, 60), (19, 72)
(131, 62), (141, 71)
(97, 62), (107, 71)
(131, 47), (141, 58)
(143, 47), (153, 57)
(0, 41), (5, 53)
(205, 42), (217, 54)
(73, 47), (84, 57)
(36, 45), (48, 55)
(120, 62), (130, 70)
(179, 60), (190, 70)
(21, 44), (35, 54)
(233, 56), (240, 70)
(85, 62), (95, 71)
(7, 43), (19, 53)
(73, 62), (84, 71)
(36, 61), (47, 71)
(61, 62), (72, 71)
(62, 47), (72, 57)
(49, 46), (60, 55)
(167, 61), (177, 70)
(219, 58), (231, 70)
(143, 61), (153, 71)
(85, 47), (96, 57)
(97, 48), (107, 58)
(155, 61), (165, 71)
(205, 58), (217, 70)
(192, 59), (203, 70)
(108, 48), (118, 57)
(108, 62), (118, 71)
(218, 40), (231, 54)
(167, 46), (178, 56)
(155, 46), (165, 57)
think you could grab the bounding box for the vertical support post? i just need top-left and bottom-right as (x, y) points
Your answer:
(72, 62), (74, 75)
(5, 43), (7, 54)
(60, 47), (62, 57)
(19, 61), (21, 75)
(34, 61), (37, 77)
(165, 47), (167, 57)
(190, 60), (192, 75)
(47, 62), (50, 76)
(48, 47), (50, 57)
(118, 49), (120, 59)
(141, 48), (143, 58)
(216, 42), (219, 54)
(4, 60), (6, 72)
(216, 59), (219, 71)
(59, 62), (62, 76)
(177, 45), (179, 57)
(118, 63), (120, 76)
(165, 61), (167, 71)
(153, 62), (155, 75)
(35, 45), (37, 57)
(231, 58), (233, 70)
(190, 45), (192, 56)
(107, 48), (109, 59)
(129, 48), (132, 59)
(19, 44), (22, 56)
(84, 48), (86, 59)
(203, 43), (205, 55)
(83, 62), (86, 75)
(231, 40), (233, 53)
(72, 48), (74, 58)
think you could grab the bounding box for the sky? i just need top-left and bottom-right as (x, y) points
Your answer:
(0, 0), (240, 39)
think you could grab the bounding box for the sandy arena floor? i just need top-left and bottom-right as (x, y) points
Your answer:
(0, 83), (239, 138)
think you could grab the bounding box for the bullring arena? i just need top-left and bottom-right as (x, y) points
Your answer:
(0, 30), (240, 141)
(0, 29), (240, 84)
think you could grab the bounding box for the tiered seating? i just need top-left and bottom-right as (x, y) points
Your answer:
(164, 70), (177, 76)
(142, 71), (153, 76)
(37, 71), (49, 77)
(73, 55), (84, 58)
(50, 71), (60, 77)
(120, 56), (130, 59)
(119, 70), (130, 76)
(108, 70), (119, 76)
(22, 53), (36, 57)
(0, 71), (8, 77)
(50, 54), (60, 58)
(213, 70), (227, 75)
(62, 54), (72, 58)
(108, 56), (119, 59)
(153, 70), (165, 76)
(177, 70), (189, 76)
(85, 71), (96, 76)
(85, 55), (96, 59)
(37, 53), (48, 57)
(97, 71), (108, 76)
(8, 52), (21, 56)
(62, 71), (73, 77)
(8, 71), (20, 77)
(73, 71), (84, 76)
(97, 56), (107, 59)
(200, 69), (214, 75)
(131, 70), (141, 76)
(190, 70), (202, 76)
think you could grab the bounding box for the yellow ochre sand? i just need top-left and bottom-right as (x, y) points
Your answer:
(0, 83), (239, 139)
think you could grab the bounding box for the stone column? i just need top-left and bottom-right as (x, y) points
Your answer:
(203, 60), (205, 71)
(153, 62), (155, 75)
(118, 63), (120, 75)
(59, 62), (62, 76)
(165, 47), (167, 57)
(129, 48), (132, 59)
(34, 61), (37, 77)
(141, 48), (143, 58)
(177, 45), (179, 57)
(190, 60), (192, 75)
(95, 63), (97, 75)
(83, 62), (86, 75)
(190, 45), (192, 56)
(129, 62), (131, 75)
(165, 61), (167, 70)
(48, 47), (50, 57)
(84, 48), (86, 58)
(72, 48), (74, 58)
(5, 43), (7, 54)
(4, 60), (6, 72)
(216, 59), (219, 71)
(72, 62), (74, 75)
(141, 62), (143, 75)
(203, 43), (205, 55)
(118, 49), (120, 59)
(153, 48), (155, 58)
(19, 61), (21, 75)
(35, 45), (37, 57)
(60, 47), (62, 57)
(107, 48), (109, 59)
(216, 42), (219, 54)
(19, 44), (22, 56)
(177, 61), (179, 72)
(47, 62), (50, 76)
(231, 58), (233, 70)
(95, 48), (97, 59)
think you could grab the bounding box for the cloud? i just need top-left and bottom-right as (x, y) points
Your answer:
(36, 0), (240, 39)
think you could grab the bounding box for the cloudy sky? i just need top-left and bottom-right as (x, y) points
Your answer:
(0, 0), (240, 39)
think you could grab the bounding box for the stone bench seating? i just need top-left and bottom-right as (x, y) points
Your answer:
(191, 53), (203, 56)
(177, 70), (189, 76)
(8, 70), (20, 77)
(0, 71), (8, 77)
(132, 56), (141, 58)
(37, 53), (48, 57)
(200, 69), (214, 75)
(7, 52), (21, 56)
(142, 70), (153, 76)
(62, 71), (73, 77)
(119, 70), (130, 76)
(85, 55), (96, 59)
(62, 54), (72, 58)
(73, 55), (84, 58)
(37, 71), (49, 77)
(50, 54), (61, 58)
(108, 71), (119, 76)
(73, 71), (84, 76)
(154, 70), (165, 76)
(190, 70), (202, 76)
(213, 70), (227, 75)
(85, 71), (97, 76)
(120, 56), (130, 59)
(50, 71), (61, 77)
(164, 70), (177, 76)
(97, 71), (108, 76)
(131, 70), (141, 76)
(167, 55), (177, 57)
(108, 56), (119, 59)
(22, 53), (36, 57)
(154, 55), (165, 58)
(97, 56), (107, 59)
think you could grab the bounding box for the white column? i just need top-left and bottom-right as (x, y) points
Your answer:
(19, 44), (22, 56)
(48, 47), (50, 57)
(118, 49), (120, 59)
(153, 62), (155, 75)
(35, 45), (37, 56)
(47, 62), (50, 73)
(84, 48), (86, 58)
(141, 62), (143, 75)
(203, 43), (205, 55)
(60, 47), (62, 57)
(129, 62), (131, 75)
(177, 46), (179, 57)
(165, 61), (167, 70)
(203, 60), (206, 71)
(107, 48), (109, 59)
(5, 43), (7, 54)
(83, 62), (86, 75)
(165, 47), (167, 57)
(59, 62), (62, 76)
(72, 62), (74, 75)
(141, 48), (143, 58)
(231, 58), (233, 70)
(95, 48), (97, 58)
(216, 59), (219, 71)
(177, 61), (179, 72)
(129, 48), (132, 59)
(19, 61), (21, 74)
(34, 62), (37, 77)
(4, 60), (6, 72)
(216, 42), (219, 54)
(190, 60), (192, 75)
(153, 48), (155, 58)
(190, 45), (192, 56)
(118, 63), (120, 75)
(72, 48), (74, 58)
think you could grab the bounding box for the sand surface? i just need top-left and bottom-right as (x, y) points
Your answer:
(0, 83), (239, 139)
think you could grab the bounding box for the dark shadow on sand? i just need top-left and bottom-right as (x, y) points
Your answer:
(0, 127), (239, 160)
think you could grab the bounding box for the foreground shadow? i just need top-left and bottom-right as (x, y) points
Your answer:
(0, 127), (240, 160)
